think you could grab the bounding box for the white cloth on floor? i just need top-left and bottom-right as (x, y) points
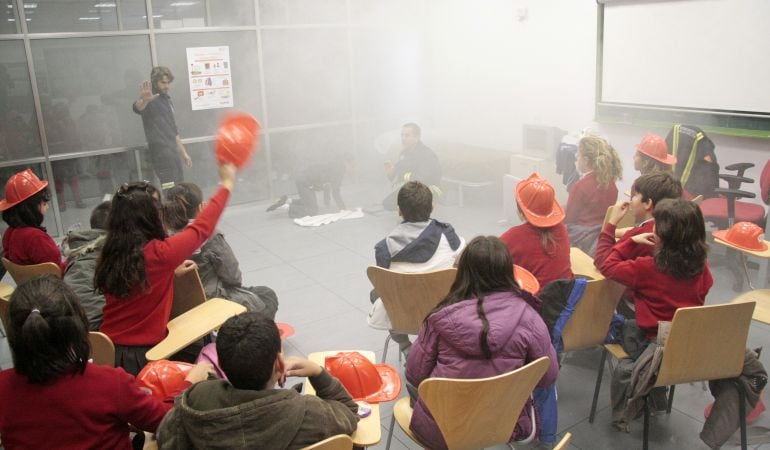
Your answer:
(293, 208), (364, 227)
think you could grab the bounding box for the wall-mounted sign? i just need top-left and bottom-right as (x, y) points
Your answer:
(186, 46), (233, 110)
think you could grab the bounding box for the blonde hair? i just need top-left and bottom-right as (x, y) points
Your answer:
(636, 152), (674, 176)
(578, 135), (623, 186)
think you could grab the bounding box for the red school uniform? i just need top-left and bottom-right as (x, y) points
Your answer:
(564, 172), (618, 227)
(2, 226), (65, 272)
(598, 238), (712, 339)
(500, 222), (574, 292)
(100, 187), (229, 346)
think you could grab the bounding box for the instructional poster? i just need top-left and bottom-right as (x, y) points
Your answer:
(186, 46), (234, 110)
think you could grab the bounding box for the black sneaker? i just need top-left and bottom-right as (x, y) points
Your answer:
(266, 195), (288, 212)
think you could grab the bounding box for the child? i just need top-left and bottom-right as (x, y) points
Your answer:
(406, 236), (558, 449)
(596, 199), (712, 429)
(62, 200), (111, 330)
(565, 135), (623, 255)
(0, 169), (63, 271)
(157, 312), (359, 449)
(500, 173), (572, 291)
(633, 132), (676, 176)
(367, 181), (465, 356)
(95, 162), (237, 375)
(0, 276), (210, 449)
(165, 182), (278, 318)
(594, 172), (684, 317)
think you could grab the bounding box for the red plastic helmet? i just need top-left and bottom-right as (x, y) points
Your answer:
(515, 172), (564, 228)
(136, 360), (194, 400)
(325, 352), (401, 403)
(514, 265), (540, 294)
(0, 169), (49, 212)
(215, 113), (261, 168)
(713, 221), (768, 252)
(635, 133), (676, 165)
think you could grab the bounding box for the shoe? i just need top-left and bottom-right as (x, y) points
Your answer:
(266, 195), (288, 212)
(75, 200), (87, 209)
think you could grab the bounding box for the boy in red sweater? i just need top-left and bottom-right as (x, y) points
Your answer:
(594, 172), (683, 317)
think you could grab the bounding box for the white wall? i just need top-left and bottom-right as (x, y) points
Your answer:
(423, 0), (770, 199)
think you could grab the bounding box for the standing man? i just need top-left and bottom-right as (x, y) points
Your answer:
(382, 123), (441, 210)
(133, 66), (192, 190)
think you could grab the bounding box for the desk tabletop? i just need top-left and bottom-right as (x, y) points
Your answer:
(570, 247), (604, 281)
(713, 237), (770, 259)
(731, 289), (770, 325)
(306, 350), (381, 447)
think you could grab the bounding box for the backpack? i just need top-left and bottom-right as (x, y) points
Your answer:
(665, 124), (720, 198)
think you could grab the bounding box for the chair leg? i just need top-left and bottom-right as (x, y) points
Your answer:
(381, 334), (392, 364)
(385, 413), (396, 450)
(666, 385), (675, 414)
(737, 382), (747, 450)
(643, 397), (650, 450)
(589, 348), (608, 423)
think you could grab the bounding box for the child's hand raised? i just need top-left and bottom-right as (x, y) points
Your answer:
(608, 201), (630, 225)
(631, 232), (656, 246)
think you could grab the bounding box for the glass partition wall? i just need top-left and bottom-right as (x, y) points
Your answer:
(1, 0), (428, 236)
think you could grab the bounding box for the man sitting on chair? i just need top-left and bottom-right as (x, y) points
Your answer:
(368, 181), (465, 357)
(157, 313), (359, 449)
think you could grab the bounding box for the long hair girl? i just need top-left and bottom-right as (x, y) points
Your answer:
(652, 198), (708, 279)
(577, 135), (623, 186)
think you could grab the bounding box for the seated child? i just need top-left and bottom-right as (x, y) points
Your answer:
(165, 182), (278, 318)
(595, 198), (712, 429)
(62, 200), (111, 330)
(565, 135), (622, 256)
(500, 173), (572, 292)
(0, 275), (209, 449)
(594, 172), (683, 317)
(0, 169), (64, 271)
(406, 236), (559, 449)
(157, 312), (359, 449)
(367, 181), (465, 355)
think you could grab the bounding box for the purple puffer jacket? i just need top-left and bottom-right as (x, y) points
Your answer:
(405, 290), (559, 449)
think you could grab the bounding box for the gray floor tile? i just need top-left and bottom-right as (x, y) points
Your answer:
(273, 283), (356, 328)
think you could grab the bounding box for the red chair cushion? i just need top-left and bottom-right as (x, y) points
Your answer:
(700, 198), (766, 224)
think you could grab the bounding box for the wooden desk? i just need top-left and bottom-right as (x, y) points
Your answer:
(146, 298), (246, 361)
(731, 289), (770, 325)
(306, 350), (382, 448)
(570, 247), (604, 280)
(0, 283), (14, 301)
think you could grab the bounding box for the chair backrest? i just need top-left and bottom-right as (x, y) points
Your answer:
(0, 293), (9, 332)
(655, 302), (755, 387)
(562, 279), (625, 352)
(603, 204), (634, 230)
(2, 257), (61, 285)
(760, 159), (770, 205)
(170, 267), (207, 319)
(419, 356), (551, 450)
(88, 331), (115, 367)
(302, 434), (354, 450)
(366, 266), (457, 335)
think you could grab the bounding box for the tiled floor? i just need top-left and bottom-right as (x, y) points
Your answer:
(1, 180), (769, 449)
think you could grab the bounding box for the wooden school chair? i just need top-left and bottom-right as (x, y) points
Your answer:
(590, 302), (755, 450)
(2, 257), (61, 285)
(555, 278), (625, 422)
(145, 298), (246, 361)
(387, 356), (551, 450)
(570, 246), (604, 280)
(366, 266), (456, 363)
(88, 331), (115, 367)
(170, 267), (207, 319)
(302, 434), (354, 450)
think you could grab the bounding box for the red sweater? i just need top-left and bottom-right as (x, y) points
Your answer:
(593, 219), (655, 269)
(565, 172), (618, 227)
(2, 226), (64, 272)
(0, 364), (171, 450)
(598, 238), (712, 339)
(100, 187), (230, 346)
(500, 222), (573, 292)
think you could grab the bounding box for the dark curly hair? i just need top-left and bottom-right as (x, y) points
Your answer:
(217, 312), (281, 390)
(653, 198), (708, 279)
(7, 275), (90, 384)
(95, 181), (165, 298)
(164, 182), (202, 232)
